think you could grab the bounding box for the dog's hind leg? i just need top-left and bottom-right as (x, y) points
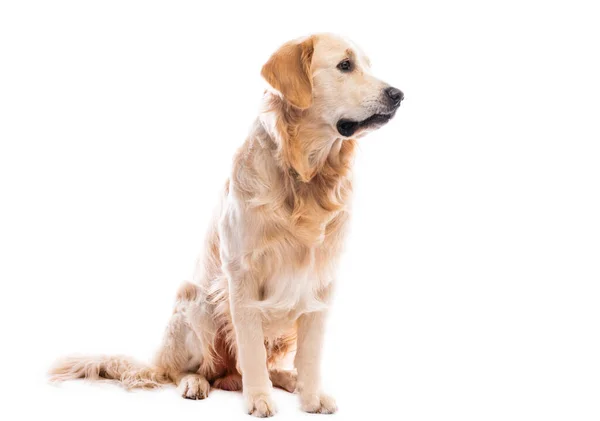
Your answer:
(212, 370), (296, 393)
(153, 282), (212, 400)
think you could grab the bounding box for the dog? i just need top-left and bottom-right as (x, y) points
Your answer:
(50, 33), (403, 417)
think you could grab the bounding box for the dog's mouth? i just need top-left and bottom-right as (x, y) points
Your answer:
(336, 110), (398, 137)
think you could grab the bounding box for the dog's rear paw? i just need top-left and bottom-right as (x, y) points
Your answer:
(178, 374), (210, 400)
(300, 392), (337, 414)
(269, 369), (297, 393)
(213, 373), (243, 391)
(246, 391), (277, 417)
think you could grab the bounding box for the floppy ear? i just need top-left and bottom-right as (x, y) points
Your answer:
(261, 37), (314, 109)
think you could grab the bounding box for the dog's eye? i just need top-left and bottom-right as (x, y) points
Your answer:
(337, 59), (352, 72)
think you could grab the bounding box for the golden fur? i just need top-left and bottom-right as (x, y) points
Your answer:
(50, 33), (401, 417)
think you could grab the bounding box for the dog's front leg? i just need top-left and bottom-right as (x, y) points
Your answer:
(229, 282), (276, 417)
(295, 311), (338, 414)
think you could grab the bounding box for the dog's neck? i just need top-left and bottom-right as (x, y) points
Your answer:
(259, 94), (356, 183)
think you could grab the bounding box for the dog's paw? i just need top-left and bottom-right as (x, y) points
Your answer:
(269, 369), (297, 393)
(299, 392), (337, 414)
(213, 373), (243, 391)
(246, 391), (277, 418)
(178, 374), (210, 400)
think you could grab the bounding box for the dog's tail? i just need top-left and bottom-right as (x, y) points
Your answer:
(49, 355), (171, 390)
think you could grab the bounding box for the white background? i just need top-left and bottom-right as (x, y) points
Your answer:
(1, 1), (599, 420)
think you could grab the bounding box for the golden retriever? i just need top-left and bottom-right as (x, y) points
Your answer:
(50, 33), (403, 417)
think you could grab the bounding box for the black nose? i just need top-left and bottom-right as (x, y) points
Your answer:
(385, 87), (404, 106)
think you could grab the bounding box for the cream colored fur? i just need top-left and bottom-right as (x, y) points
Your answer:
(50, 33), (400, 417)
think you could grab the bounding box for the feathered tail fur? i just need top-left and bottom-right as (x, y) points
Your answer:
(49, 355), (170, 389)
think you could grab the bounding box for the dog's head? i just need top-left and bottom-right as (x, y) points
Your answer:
(261, 33), (403, 139)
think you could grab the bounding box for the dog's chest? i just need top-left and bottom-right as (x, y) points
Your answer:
(260, 247), (332, 334)
(281, 179), (349, 247)
(258, 212), (346, 324)
(257, 183), (350, 312)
